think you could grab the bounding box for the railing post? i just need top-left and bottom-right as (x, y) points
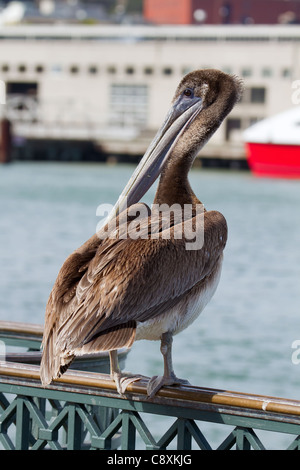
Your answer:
(234, 427), (251, 450)
(16, 397), (30, 450)
(177, 419), (192, 450)
(67, 404), (83, 450)
(121, 411), (136, 450)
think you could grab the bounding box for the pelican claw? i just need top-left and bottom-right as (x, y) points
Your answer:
(147, 374), (190, 398)
(111, 372), (148, 395)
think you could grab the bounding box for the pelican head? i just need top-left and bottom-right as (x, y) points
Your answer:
(105, 69), (243, 223)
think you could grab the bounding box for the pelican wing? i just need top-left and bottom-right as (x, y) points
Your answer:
(51, 206), (227, 355)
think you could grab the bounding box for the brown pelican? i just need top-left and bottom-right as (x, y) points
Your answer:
(40, 69), (242, 397)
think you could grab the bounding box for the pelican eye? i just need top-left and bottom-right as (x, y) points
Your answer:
(183, 88), (193, 97)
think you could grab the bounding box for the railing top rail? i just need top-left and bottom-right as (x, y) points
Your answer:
(0, 321), (44, 337)
(1, 361), (300, 422)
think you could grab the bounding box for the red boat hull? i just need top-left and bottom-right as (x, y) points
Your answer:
(246, 142), (300, 178)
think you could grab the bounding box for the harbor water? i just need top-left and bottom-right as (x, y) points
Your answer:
(0, 161), (300, 448)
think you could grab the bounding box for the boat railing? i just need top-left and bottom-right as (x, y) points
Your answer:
(0, 321), (300, 450)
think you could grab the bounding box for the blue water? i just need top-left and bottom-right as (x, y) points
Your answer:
(0, 161), (300, 449)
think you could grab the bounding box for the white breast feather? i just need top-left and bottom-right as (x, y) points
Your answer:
(135, 261), (222, 342)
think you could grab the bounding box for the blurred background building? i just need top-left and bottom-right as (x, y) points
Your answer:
(0, 0), (299, 165)
(0, 0), (299, 25)
(144, 0), (300, 25)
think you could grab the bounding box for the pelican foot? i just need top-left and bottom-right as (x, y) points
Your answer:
(147, 373), (190, 398)
(111, 372), (148, 395)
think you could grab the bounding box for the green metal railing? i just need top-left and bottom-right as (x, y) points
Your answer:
(1, 321), (300, 450)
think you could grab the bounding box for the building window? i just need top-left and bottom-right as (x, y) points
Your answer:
(18, 65), (27, 73)
(162, 67), (173, 76)
(6, 82), (38, 122)
(125, 66), (135, 75)
(241, 67), (252, 77)
(109, 84), (148, 129)
(6, 81), (38, 96)
(107, 66), (117, 75)
(70, 65), (79, 74)
(144, 66), (154, 75)
(88, 65), (98, 75)
(225, 118), (241, 141)
(250, 87), (266, 104)
(282, 68), (291, 78)
(262, 67), (272, 77)
(35, 65), (44, 73)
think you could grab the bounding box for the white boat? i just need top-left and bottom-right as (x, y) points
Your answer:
(244, 106), (300, 178)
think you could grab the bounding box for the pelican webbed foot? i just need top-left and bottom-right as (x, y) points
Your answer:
(147, 372), (190, 398)
(110, 371), (145, 395)
(109, 350), (148, 395)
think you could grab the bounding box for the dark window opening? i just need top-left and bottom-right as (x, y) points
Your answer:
(35, 65), (44, 73)
(88, 65), (98, 74)
(18, 64), (26, 73)
(125, 66), (135, 75)
(144, 67), (154, 75)
(107, 66), (117, 74)
(163, 67), (173, 75)
(225, 118), (241, 141)
(70, 65), (79, 74)
(250, 87), (266, 104)
(6, 82), (38, 96)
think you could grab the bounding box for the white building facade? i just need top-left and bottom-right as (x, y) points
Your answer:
(0, 24), (299, 162)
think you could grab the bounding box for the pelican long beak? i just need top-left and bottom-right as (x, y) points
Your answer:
(104, 94), (203, 225)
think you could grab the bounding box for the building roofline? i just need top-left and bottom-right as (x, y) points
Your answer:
(0, 24), (299, 41)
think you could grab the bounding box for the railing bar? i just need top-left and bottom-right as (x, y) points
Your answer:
(121, 411), (136, 450)
(1, 362), (300, 420)
(217, 430), (237, 450)
(0, 430), (15, 450)
(127, 411), (158, 449)
(156, 419), (178, 449)
(286, 435), (300, 450)
(16, 397), (30, 450)
(30, 438), (47, 450)
(0, 392), (10, 410)
(67, 404), (83, 450)
(235, 427), (251, 450)
(185, 419), (212, 450)
(0, 321), (44, 337)
(244, 428), (266, 450)
(177, 419), (192, 450)
(95, 412), (123, 449)
(1, 380), (300, 439)
(0, 396), (18, 430)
